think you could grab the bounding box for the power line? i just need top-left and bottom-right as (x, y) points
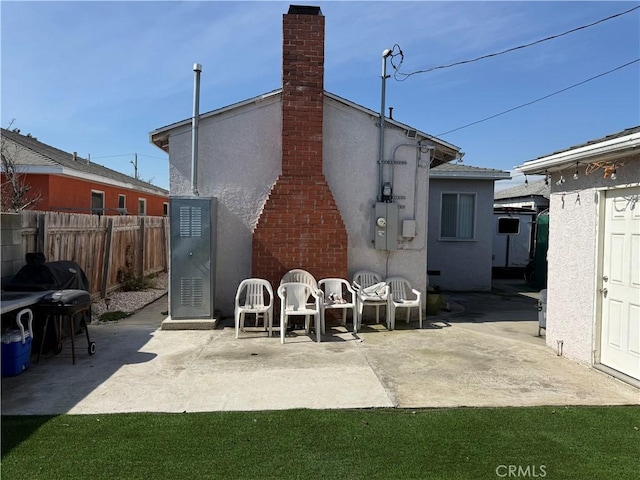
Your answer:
(436, 59), (640, 136)
(394, 5), (639, 80)
(90, 153), (136, 160)
(90, 153), (167, 161)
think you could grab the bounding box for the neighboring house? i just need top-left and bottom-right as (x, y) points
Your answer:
(1, 128), (168, 216)
(427, 163), (510, 291)
(517, 125), (640, 386)
(494, 179), (550, 212)
(150, 6), (463, 317)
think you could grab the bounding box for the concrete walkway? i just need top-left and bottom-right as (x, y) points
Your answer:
(2, 283), (638, 414)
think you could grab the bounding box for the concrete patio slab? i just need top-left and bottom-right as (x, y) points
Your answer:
(2, 283), (637, 415)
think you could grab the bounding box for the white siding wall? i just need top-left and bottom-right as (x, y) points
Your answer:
(169, 95), (431, 315)
(545, 159), (640, 366)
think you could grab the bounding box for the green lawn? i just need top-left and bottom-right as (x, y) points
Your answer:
(2, 406), (638, 479)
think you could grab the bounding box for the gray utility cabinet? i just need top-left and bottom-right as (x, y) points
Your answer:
(374, 202), (399, 251)
(169, 197), (217, 319)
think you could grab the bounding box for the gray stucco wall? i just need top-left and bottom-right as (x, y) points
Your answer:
(427, 178), (495, 291)
(168, 95), (432, 316)
(545, 159), (640, 366)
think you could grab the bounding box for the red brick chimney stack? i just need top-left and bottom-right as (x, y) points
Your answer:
(252, 5), (348, 289)
(281, 5), (324, 177)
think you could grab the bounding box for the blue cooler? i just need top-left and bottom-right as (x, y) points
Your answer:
(2, 308), (33, 377)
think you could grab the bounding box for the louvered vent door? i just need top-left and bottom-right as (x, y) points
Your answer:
(169, 197), (217, 319)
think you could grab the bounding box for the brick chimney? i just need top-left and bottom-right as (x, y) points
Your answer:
(252, 5), (348, 289)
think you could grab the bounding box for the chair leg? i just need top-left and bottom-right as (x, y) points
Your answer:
(419, 307), (423, 329)
(352, 306), (358, 333)
(406, 307), (410, 324)
(316, 314), (321, 342)
(235, 311), (241, 339)
(375, 305), (379, 324)
(267, 311), (272, 337)
(280, 312), (286, 344)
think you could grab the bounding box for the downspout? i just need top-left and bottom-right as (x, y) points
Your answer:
(191, 63), (202, 196)
(378, 49), (392, 201)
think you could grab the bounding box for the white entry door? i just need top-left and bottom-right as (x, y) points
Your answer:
(600, 186), (640, 381)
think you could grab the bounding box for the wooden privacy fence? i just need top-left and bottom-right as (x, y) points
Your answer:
(18, 211), (169, 297)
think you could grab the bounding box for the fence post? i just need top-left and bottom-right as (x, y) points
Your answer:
(161, 217), (168, 273)
(37, 213), (45, 253)
(138, 217), (145, 278)
(100, 218), (114, 298)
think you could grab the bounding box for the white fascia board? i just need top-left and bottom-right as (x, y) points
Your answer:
(429, 170), (511, 181)
(516, 132), (640, 174)
(18, 165), (166, 195)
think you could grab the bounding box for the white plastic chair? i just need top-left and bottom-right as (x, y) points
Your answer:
(318, 278), (357, 333)
(277, 282), (322, 344)
(280, 269), (325, 333)
(537, 289), (547, 336)
(234, 278), (274, 338)
(280, 269), (318, 287)
(386, 276), (422, 330)
(352, 270), (388, 330)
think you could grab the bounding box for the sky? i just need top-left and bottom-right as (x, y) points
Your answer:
(2, 1), (639, 191)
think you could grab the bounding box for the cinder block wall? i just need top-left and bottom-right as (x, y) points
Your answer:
(252, 7), (348, 288)
(1, 213), (24, 284)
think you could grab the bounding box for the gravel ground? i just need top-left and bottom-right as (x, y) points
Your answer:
(91, 272), (168, 322)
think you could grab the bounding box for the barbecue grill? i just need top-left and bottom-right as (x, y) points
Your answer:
(3, 253), (96, 364)
(34, 290), (95, 364)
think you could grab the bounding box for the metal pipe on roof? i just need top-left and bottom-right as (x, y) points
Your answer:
(191, 63), (202, 196)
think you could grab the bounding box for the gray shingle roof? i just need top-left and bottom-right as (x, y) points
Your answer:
(494, 179), (549, 200)
(431, 163), (505, 174)
(429, 162), (510, 180)
(1, 128), (168, 195)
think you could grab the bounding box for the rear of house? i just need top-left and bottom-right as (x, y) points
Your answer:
(151, 5), (461, 316)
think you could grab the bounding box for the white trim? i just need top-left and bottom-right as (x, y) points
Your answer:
(15, 165), (166, 196)
(138, 197), (147, 216)
(516, 131), (640, 175)
(91, 190), (105, 215)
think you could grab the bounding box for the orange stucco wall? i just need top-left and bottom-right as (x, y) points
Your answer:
(21, 174), (168, 216)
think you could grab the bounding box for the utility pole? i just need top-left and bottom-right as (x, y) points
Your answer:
(131, 153), (139, 179)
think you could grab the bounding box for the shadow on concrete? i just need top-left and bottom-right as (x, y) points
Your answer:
(0, 296), (166, 415)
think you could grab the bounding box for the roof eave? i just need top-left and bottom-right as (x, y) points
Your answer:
(149, 89), (462, 162)
(516, 132), (640, 175)
(430, 171), (511, 181)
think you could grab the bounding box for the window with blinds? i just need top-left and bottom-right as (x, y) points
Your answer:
(440, 193), (475, 240)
